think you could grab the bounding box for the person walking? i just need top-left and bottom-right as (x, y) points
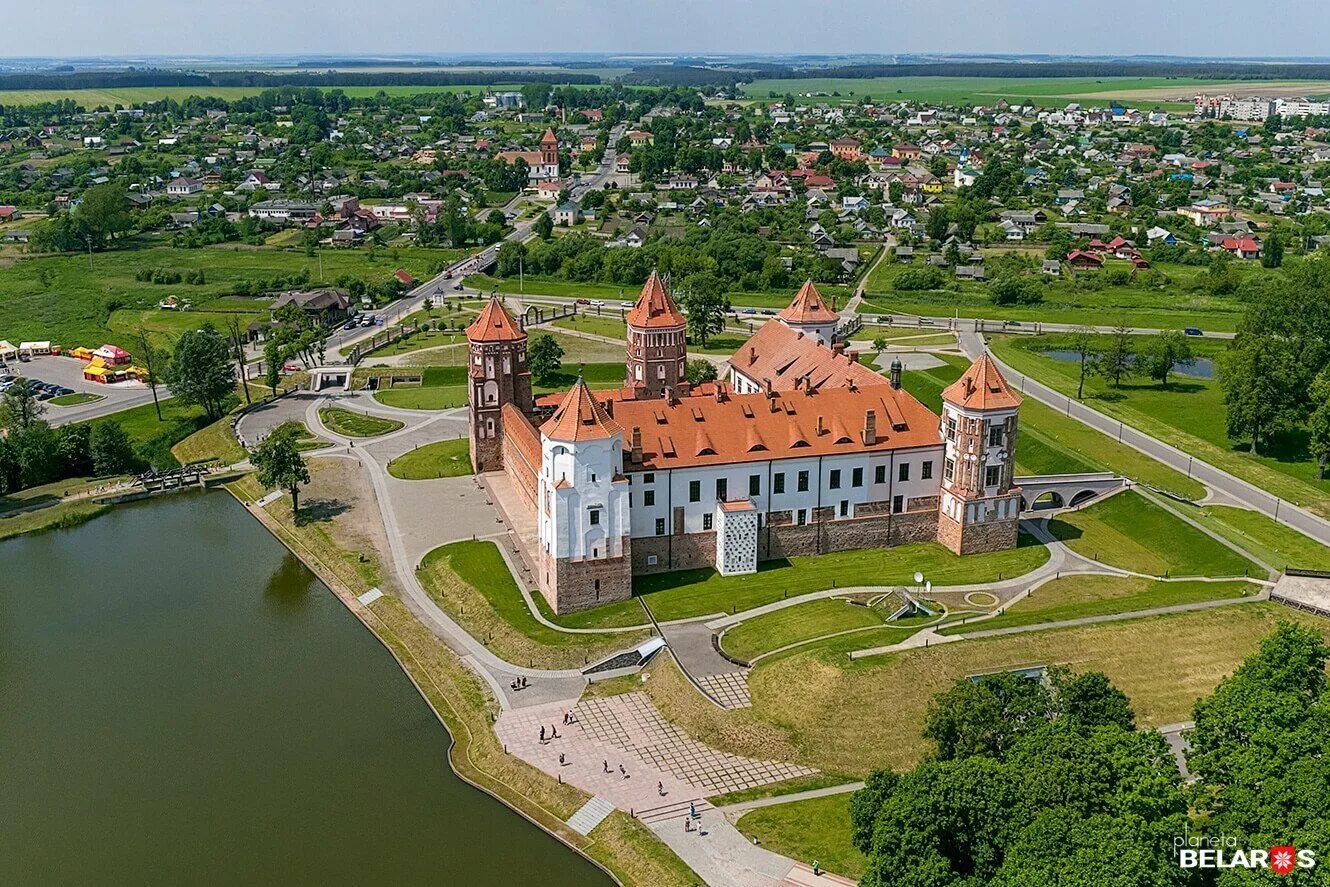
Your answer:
(539, 725), (546, 742)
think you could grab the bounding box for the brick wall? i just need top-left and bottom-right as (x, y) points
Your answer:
(632, 532), (717, 574)
(936, 509), (1019, 555)
(500, 404), (540, 515)
(539, 539), (634, 614)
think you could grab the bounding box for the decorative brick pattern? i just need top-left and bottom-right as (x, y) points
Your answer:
(696, 672), (753, 709)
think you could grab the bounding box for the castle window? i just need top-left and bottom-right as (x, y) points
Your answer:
(944, 458), (955, 482)
(715, 478), (728, 501)
(985, 466), (1002, 487)
(899, 462), (911, 482)
(874, 465), (886, 484)
(922, 461), (934, 480)
(644, 473), (655, 484)
(797, 470), (809, 492)
(829, 469), (841, 490)
(852, 467), (863, 488)
(988, 425), (1004, 446)
(689, 480), (701, 502)
(703, 513), (713, 530)
(839, 499), (849, 517)
(892, 495), (904, 514)
(749, 474), (761, 496)
(796, 509), (807, 526)
(773, 472), (785, 494)
(655, 518), (666, 536)
(945, 417), (957, 440)
(644, 490), (655, 506)
(589, 508), (601, 525)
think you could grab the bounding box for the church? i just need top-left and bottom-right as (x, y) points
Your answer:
(465, 274), (1024, 615)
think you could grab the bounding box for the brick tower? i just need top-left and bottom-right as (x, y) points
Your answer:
(540, 128), (559, 168)
(625, 271), (688, 399)
(465, 296), (532, 473)
(936, 354), (1023, 555)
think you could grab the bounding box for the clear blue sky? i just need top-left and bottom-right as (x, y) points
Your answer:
(8, 1), (1329, 59)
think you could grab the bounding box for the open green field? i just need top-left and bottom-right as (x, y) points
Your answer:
(86, 393), (236, 469)
(170, 413), (246, 466)
(736, 794), (865, 880)
(938, 575), (1257, 636)
(901, 354), (1202, 495)
(635, 534), (1049, 623)
(466, 272), (852, 313)
(740, 76), (1330, 110)
(317, 407), (403, 438)
(645, 601), (1330, 776)
(1167, 500), (1330, 572)
(990, 334), (1330, 517)
(370, 361), (624, 410)
(416, 540), (649, 669)
(387, 438), (473, 479)
(1048, 490), (1259, 577)
(0, 83), (547, 108)
(720, 597), (893, 662)
(0, 240), (463, 348)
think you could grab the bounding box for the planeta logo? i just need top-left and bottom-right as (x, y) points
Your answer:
(1175, 829), (1316, 874)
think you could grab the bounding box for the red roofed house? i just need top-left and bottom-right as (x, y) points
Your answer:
(1067, 249), (1104, 269)
(468, 276), (1029, 613)
(1220, 236), (1261, 260)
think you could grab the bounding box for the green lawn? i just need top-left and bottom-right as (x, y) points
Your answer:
(317, 407), (403, 438)
(938, 575), (1257, 636)
(85, 395), (235, 469)
(170, 413), (246, 466)
(0, 239), (463, 347)
(48, 392), (103, 406)
(368, 360), (623, 410)
(635, 535), (1049, 623)
(1167, 501), (1330, 572)
(991, 335), (1330, 518)
(1048, 490), (1259, 577)
(735, 793), (865, 880)
(901, 354), (1202, 496)
(552, 313), (630, 339)
(375, 385), (467, 410)
(720, 598), (890, 662)
(387, 438), (474, 479)
(416, 540), (648, 669)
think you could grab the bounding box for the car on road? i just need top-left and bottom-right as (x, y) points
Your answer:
(619, 301), (633, 309)
(453, 282), (464, 290)
(343, 320), (358, 330)
(591, 300), (605, 308)
(1184, 327), (1203, 336)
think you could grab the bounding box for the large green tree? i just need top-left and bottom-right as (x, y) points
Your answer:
(167, 325), (236, 421)
(1138, 330), (1194, 388)
(679, 272), (730, 347)
(1220, 338), (1305, 454)
(252, 423), (311, 514)
(527, 333), (564, 385)
(90, 421), (137, 476)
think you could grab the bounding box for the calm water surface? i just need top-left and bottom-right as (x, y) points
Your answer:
(0, 491), (608, 886)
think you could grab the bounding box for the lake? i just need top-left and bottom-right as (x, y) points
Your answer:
(0, 491), (608, 886)
(1041, 348), (1215, 379)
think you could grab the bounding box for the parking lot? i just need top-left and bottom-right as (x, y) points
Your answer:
(1, 355), (166, 426)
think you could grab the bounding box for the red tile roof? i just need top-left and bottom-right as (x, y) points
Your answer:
(777, 280), (839, 325)
(616, 382), (940, 471)
(625, 271), (686, 329)
(541, 377), (623, 442)
(540, 128), (558, 145)
(466, 296), (525, 342)
(942, 355), (1022, 411)
(729, 321), (883, 393)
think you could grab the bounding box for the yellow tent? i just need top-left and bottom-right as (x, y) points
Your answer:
(83, 357), (113, 381)
(70, 346), (95, 361)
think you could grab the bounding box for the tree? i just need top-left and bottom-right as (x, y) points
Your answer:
(527, 333), (565, 385)
(1137, 330), (1193, 388)
(1310, 369), (1330, 479)
(263, 340), (283, 397)
(0, 382), (44, 432)
(0, 435), (21, 494)
(685, 358), (717, 386)
(252, 423), (311, 515)
(871, 336), (888, 362)
(1220, 338), (1304, 454)
(1067, 326), (1097, 400)
(1262, 232), (1284, 268)
(90, 421), (137, 475)
(533, 211), (554, 240)
(75, 181), (132, 248)
(988, 274), (1042, 306)
(1096, 323), (1135, 388)
(134, 328), (166, 420)
(224, 316), (252, 406)
(56, 423), (93, 478)
(679, 272), (730, 348)
(168, 325), (235, 420)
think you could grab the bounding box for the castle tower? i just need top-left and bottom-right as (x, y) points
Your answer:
(935, 354), (1023, 555)
(537, 379), (633, 613)
(625, 271), (688, 399)
(540, 128), (559, 168)
(465, 296), (532, 473)
(777, 280), (840, 345)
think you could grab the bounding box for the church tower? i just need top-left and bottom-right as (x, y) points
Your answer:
(540, 128), (559, 172)
(936, 354), (1023, 555)
(465, 296), (532, 473)
(777, 280), (840, 346)
(625, 271), (688, 400)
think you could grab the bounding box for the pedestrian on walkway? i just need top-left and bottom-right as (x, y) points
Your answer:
(602, 759), (609, 773)
(539, 725), (546, 742)
(657, 781), (665, 796)
(559, 753), (566, 766)
(551, 725), (560, 739)
(619, 764), (627, 779)
(562, 711), (569, 725)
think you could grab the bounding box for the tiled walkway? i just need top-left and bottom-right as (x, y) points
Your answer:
(697, 671), (753, 709)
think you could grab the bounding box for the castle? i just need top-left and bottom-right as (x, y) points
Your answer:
(465, 274), (1023, 614)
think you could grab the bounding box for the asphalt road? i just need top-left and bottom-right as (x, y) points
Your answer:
(959, 329), (1330, 548)
(8, 355), (172, 427)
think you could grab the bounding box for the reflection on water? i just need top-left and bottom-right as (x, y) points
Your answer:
(1041, 349), (1215, 379)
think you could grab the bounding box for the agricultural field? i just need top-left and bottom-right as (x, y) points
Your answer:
(0, 83), (556, 108)
(0, 239), (463, 349)
(740, 76), (1330, 110)
(989, 334), (1330, 517)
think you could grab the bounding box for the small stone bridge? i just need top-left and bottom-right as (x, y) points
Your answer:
(518, 303), (578, 332)
(1014, 472), (1127, 513)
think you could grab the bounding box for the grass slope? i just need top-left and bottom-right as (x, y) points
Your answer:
(720, 598), (889, 662)
(317, 407), (403, 438)
(736, 794), (865, 880)
(387, 438), (473, 479)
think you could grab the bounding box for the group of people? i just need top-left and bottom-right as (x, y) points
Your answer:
(509, 676), (529, 691)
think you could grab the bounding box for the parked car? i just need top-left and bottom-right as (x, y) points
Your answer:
(575, 298), (590, 305)
(1184, 327), (1203, 337)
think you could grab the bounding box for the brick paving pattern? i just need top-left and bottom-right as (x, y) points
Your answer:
(696, 671), (753, 708)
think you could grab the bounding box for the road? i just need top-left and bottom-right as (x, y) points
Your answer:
(324, 124), (626, 362)
(959, 329), (1330, 549)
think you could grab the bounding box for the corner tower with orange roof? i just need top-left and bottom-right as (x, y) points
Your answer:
(936, 353), (1023, 555)
(777, 280), (840, 345)
(536, 378), (633, 613)
(465, 296), (532, 473)
(539, 127), (559, 168)
(625, 270), (688, 400)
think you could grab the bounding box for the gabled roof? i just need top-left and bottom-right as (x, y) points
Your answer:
(777, 280), (839, 325)
(625, 271), (686, 329)
(541, 378), (622, 442)
(466, 296), (525, 343)
(730, 321), (882, 393)
(942, 354), (1022, 411)
(540, 128), (558, 145)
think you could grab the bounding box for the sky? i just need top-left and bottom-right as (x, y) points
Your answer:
(7, 1), (1330, 60)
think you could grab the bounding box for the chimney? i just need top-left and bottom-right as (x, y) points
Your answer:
(832, 341), (846, 355)
(664, 385), (677, 405)
(863, 410), (877, 445)
(631, 426), (643, 463)
(604, 398), (614, 417)
(889, 358), (903, 389)
(816, 415), (825, 436)
(846, 349), (860, 364)
(748, 346), (757, 366)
